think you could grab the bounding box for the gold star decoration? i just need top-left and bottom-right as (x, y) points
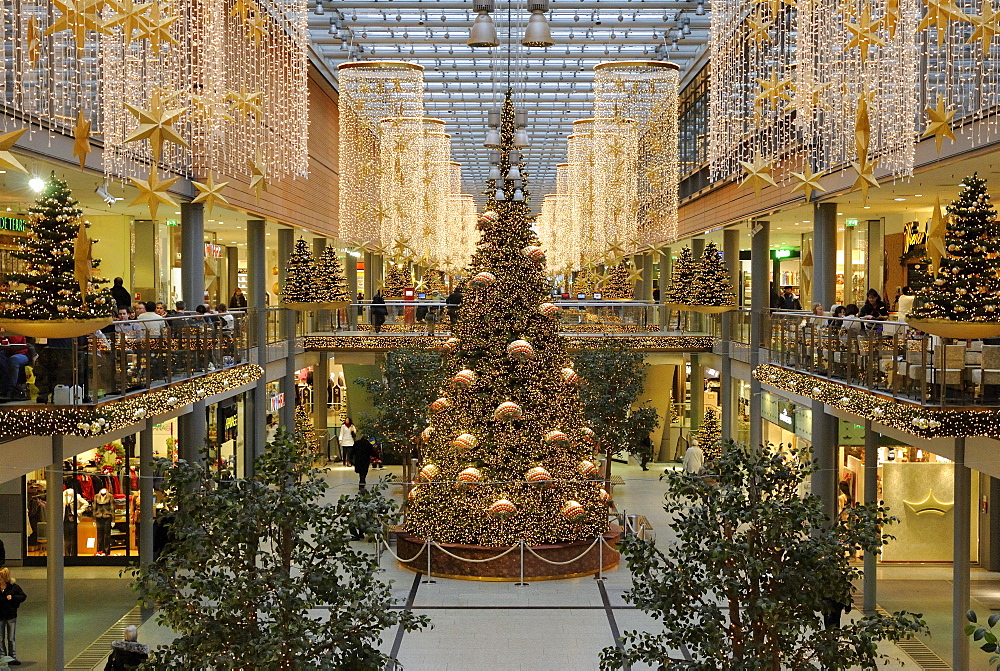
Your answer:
(73, 221), (92, 304)
(851, 158), (880, 205)
(790, 165), (827, 201)
(73, 110), (92, 169)
(926, 196), (948, 270)
(103, 0), (152, 47)
(190, 93), (234, 123)
(754, 72), (794, 109)
(248, 153), (268, 202)
(845, 3), (886, 62)
(605, 242), (626, 264)
(247, 10), (270, 46)
(739, 154), (778, 198)
(231, 0), (252, 21)
(26, 16), (41, 65)
(129, 167), (179, 221)
(922, 96), (956, 152)
(192, 173), (230, 216)
(226, 85), (263, 119)
(124, 90), (188, 161)
(918, 0), (967, 47)
(626, 266), (645, 285)
(746, 12), (773, 44)
(855, 92), (872, 160)
(0, 128), (28, 174)
(46, 0), (109, 53)
(137, 2), (179, 54)
(392, 236), (414, 257)
(884, 0), (902, 37)
(967, 0), (1000, 56)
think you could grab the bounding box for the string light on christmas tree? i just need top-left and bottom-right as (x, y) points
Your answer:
(664, 247), (698, 306)
(694, 407), (723, 461)
(315, 247), (351, 307)
(691, 242), (738, 309)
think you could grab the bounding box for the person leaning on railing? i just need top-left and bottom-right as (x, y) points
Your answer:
(859, 289), (889, 330)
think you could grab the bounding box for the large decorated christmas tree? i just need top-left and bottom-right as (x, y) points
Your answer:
(3, 176), (114, 321)
(315, 247), (351, 304)
(692, 242), (737, 307)
(280, 238), (317, 306)
(910, 174), (1000, 322)
(602, 261), (634, 300)
(382, 262), (410, 299)
(693, 407), (722, 461)
(405, 91), (609, 547)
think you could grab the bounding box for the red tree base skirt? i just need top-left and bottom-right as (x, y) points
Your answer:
(395, 526), (622, 581)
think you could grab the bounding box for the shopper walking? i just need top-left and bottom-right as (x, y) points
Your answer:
(110, 277), (132, 311)
(370, 291), (388, 333)
(681, 441), (705, 475)
(778, 286), (802, 310)
(103, 625), (149, 670)
(339, 417), (356, 466)
(0, 568), (26, 665)
(353, 434), (374, 490)
(445, 286), (463, 326)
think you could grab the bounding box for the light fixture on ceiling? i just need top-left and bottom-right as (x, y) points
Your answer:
(314, 0), (323, 16)
(468, 0), (499, 47)
(893, 197), (906, 201)
(28, 177), (45, 193)
(512, 188), (524, 201)
(522, 0), (554, 47)
(495, 188), (506, 201)
(95, 179), (116, 205)
(914, 193), (923, 197)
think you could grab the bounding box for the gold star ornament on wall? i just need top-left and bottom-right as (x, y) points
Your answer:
(191, 173), (230, 216)
(124, 90), (189, 161)
(739, 154), (778, 198)
(922, 96), (956, 152)
(129, 167), (179, 221)
(790, 165), (827, 201)
(0, 128), (28, 174)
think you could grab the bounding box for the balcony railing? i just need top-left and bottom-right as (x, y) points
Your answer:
(768, 311), (1000, 408)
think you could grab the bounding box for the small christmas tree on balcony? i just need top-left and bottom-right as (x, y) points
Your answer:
(664, 246), (697, 304)
(603, 261), (634, 300)
(692, 242), (737, 307)
(382, 262), (410, 299)
(2, 176), (115, 332)
(280, 238), (320, 309)
(909, 174), (1000, 332)
(315, 247), (351, 305)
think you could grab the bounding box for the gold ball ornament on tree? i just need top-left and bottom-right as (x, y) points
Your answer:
(580, 427), (598, 446)
(539, 302), (561, 318)
(417, 463), (441, 482)
(472, 271), (496, 288)
(578, 460), (599, 479)
(507, 339), (536, 362)
(451, 433), (478, 451)
(421, 427), (434, 442)
(452, 369), (477, 388)
(457, 467), (482, 489)
(438, 337), (460, 353)
(560, 500), (588, 524)
(477, 210), (498, 230)
(544, 429), (569, 446)
(597, 488), (611, 504)
(408, 486), (421, 501)
(525, 466), (554, 488)
(494, 401), (523, 422)
(430, 397), (452, 414)
(488, 498), (517, 519)
(560, 368), (581, 385)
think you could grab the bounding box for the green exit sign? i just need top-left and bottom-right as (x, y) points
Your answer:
(774, 249), (793, 259)
(165, 219), (179, 226)
(846, 218), (858, 227)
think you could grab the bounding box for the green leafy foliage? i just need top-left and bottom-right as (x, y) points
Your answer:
(966, 609), (1000, 665)
(358, 346), (443, 464)
(573, 339), (659, 461)
(130, 429), (427, 669)
(600, 441), (927, 670)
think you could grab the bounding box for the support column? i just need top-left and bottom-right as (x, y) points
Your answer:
(659, 248), (671, 332)
(346, 249), (359, 331)
(813, 203), (838, 309)
(954, 436), (971, 671)
(843, 221), (854, 306)
(373, 255), (385, 294)
(691, 238), (706, 332)
(247, 219), (268, 469)
(226, 246), (239, 306)
(867, 219), (884, 301)
(363, 251), (374, 299)
(139, 422), (154, 567)
(642, 253), (654, 304)
(312, 238), (328, 332)
(314, 353), (330, 462)
(863, 420), (879, 614)
(749, 220), (769, 450)
(721, 228), (740, 442)
(181, 202), (205, 310)
(689, 355), (705, 435)
(277, 228), (296, 429)
(810, 405), (839, 523)
(179, 403), (206, 463)
(47, 435), (65, 670)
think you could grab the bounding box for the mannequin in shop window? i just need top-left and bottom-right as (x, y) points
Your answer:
(63, 488), (88, 556)
(93, 488), (113, 556)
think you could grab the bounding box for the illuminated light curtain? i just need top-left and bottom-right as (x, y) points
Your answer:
(593, 61), (680, 246)
(795, 0), (919, 180)
(0, 0), (102, 144)
(337, 61), (425, 246)
(920, 1), (1000, 148)
(378, 116), (430, 247)
(708, 0), (797, 184)
(412, 128), (451, 264)
(100, 0), (309, 181)
(567, 119), (603, 263)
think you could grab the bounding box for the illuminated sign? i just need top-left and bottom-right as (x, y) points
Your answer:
(904, 221), (926, 252)
(774, 249), (793, 259)
(0, 217), (26, 232)
(846, 218), (859, 227)
(165, 219), (179, 227)
(205, 242), (223, 258)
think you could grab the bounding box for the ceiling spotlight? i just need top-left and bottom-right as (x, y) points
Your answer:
(484, 129), (501, 147)
(313, 0), (323, 16)
(468, 0), (499, 47)
(522, 0), (554, 47)
(95, 180), (116, 205)
(488, 165), (502, 180)
(495, 188), (507, 201)
(506, 165), (521, 181)
(697, 0), (706, 15)
(512, 189), (525, 202)
(28, 177), (45, 193)
(513, 128), (530, 147)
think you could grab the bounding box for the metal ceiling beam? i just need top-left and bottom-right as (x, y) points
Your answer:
(316, 1), (708, 10)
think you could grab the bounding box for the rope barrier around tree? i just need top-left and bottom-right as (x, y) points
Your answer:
(376, 534), (426, 564)
(429, 539), (523, 563)
(523, 537), (601, 566)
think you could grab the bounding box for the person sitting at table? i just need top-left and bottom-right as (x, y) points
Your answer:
(842, 304), (863, 335)
(0, 333), (30, 401)
(137, 301), (166, 338)
(827, 305), (847, 330)
(859, 289), (889, 330)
